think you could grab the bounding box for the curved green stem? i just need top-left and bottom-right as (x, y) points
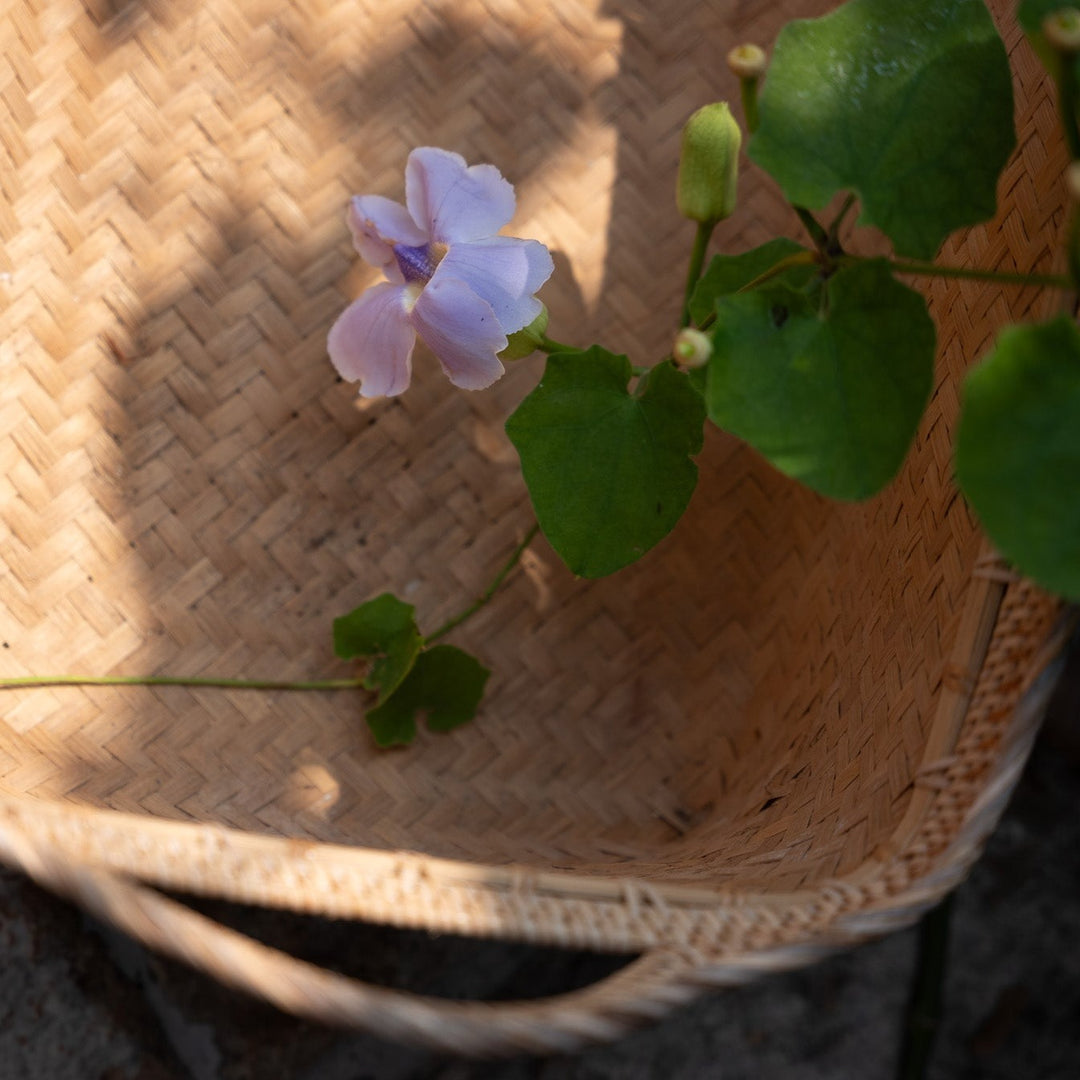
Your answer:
(888, 260), (1072, 289)
(837, 254), (1072, 290)
(537, 335), (574, 354)
(1068, 208), (1080, 291)
(740, 251), (819, 293)
(3, 528), (543, 694)
(681, 220), (716, 327)
(828, 193), (857, 247)
(424, 524), (540, 645)
(694, 251), (820, 333)
(794, 205), (829, 253)
(0, 674), (365, 692)
(739, 77), (760, 135)
(1057, 62), (1080, 161)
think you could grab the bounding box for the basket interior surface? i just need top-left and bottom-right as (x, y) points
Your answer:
(0, 0), (1064, 893)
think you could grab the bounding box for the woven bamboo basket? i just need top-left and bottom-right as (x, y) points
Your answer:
(0, 0), (1073, 1056)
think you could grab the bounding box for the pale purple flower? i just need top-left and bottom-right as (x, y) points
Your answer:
(328, 147), (554, 397)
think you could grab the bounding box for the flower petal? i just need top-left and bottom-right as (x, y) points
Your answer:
(347, 195), (427, 282)
(411, 276), (507, 390)
(327, 283), (416, 398)
(405, 147), (515, 245)
(433, 237), (554, 335)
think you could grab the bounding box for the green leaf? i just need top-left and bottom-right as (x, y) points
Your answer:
(505, 348), (705, 578)
(332, 593), (422, 702)
(705, 259), (934, 500)
(956, 317), (1080, 599)
(688, 239), (814, 327)
(365, 645), (491, 747)
(749, 0), (1014, 259)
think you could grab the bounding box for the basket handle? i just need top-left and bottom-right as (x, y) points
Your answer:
(0, 820), (700, 1056)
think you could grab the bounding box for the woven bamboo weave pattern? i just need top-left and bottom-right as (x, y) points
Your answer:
(0, 0), (1069, 1050)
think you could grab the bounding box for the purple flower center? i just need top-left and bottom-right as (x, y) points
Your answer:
(393, 243), (441, 284)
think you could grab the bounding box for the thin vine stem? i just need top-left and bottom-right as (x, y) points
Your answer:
(681, 220), (717, 328)
(794, 205), (829, 252)
(423, 523), (540, 645)
(687, 248), (1068, 337)
(695, 251), (819, 332)
(0, 674), (365, 692)
(739, 77), (760, 135)
(537, 335), (574, 353)
(1069, 208), (1080, 290)
(1056, 62), (1080, 161)
(828, 193), (858, 246)
(836, 254), (1072, 290)
(739, 251), (819, 292)
(1, 528), (542, 694)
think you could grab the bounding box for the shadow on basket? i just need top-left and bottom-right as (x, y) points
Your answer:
(0, 0), (1072, 1057)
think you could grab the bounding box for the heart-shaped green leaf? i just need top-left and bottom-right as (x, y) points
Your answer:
(704, 259), (934, 500)
(749, 0), (1014, 259)
(332, 593), (422, 703)
(688, 239), (814, 327)
(506, 348), (705, 578)
(956, 316), (1080, 599)
(365, 645), (491, 747)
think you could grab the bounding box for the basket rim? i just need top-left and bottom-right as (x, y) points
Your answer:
(0, 562), (1067, 960)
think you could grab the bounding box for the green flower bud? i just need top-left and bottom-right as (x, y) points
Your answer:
(676, 102), (741, 224)
(1044, 9), (1080, 53)
(498, 305), (549, 361)
(726, 44), (767, 81)
(673, 328), (712, 369)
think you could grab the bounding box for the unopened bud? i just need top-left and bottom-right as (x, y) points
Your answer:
(1044, 9), (1080, 53)
(498, 305), (549, 361)
(727, 44), (767, 81)
(676, 102), (741, 224)
(673, 327), (713, 369)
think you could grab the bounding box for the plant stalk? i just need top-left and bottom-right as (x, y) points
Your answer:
(0, 674), (365, 692)
(794, 205), (830, 253)
(828, 193), (857, 248)
(836, 254), (1072, 290)
(1057, 60), (1080, 160)
(738, 251), (819, 293)
(537, 336), (574, 353)
(2, 528), (542, 693)
(424, 524), (540, 645)
(681, 219), (716, 327)
(1068, 206), (1080, 290)
(739, 77), (760, 134)
(693, 251), (819, 333)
